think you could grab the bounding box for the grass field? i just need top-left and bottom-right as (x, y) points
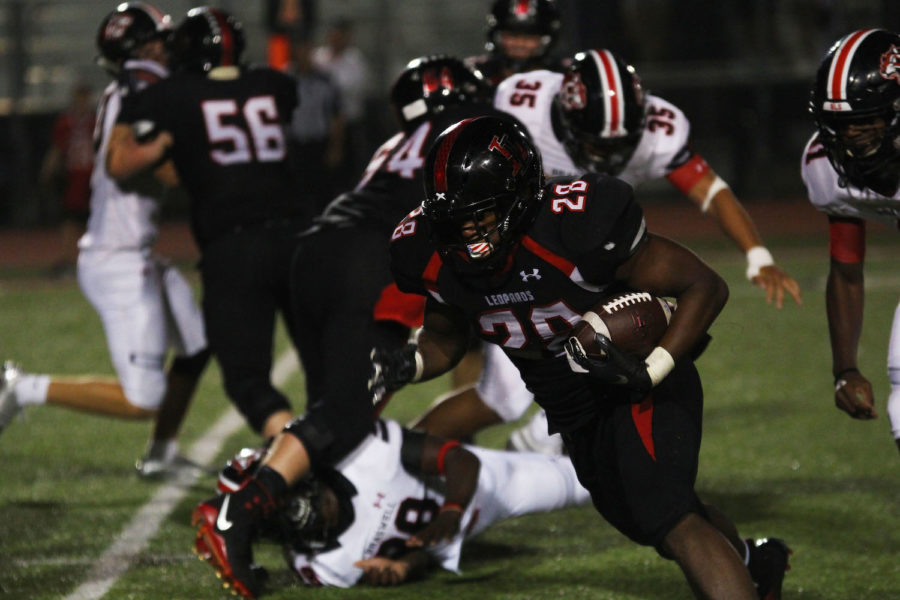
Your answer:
(1, 231), (899, 600)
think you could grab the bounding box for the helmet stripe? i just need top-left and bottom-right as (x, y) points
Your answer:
(591, 49), (623, 137)
(210, 9), (234, 66)
(432, 118), (475, 192)
(827, 29), (877, 102)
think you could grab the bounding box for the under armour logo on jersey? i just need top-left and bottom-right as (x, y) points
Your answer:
(520, 268), (541, 281)
(604, 241), (616, 250)
(435, 192), (446, 201)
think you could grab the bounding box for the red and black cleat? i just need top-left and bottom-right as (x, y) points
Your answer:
(192, 494), (261, 599)
(747, 537), (793, 600)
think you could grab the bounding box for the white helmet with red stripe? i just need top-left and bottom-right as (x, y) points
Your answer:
(553, 49), (646, 176)
(810, 29), (900, 196)
(169, 6), (245, 73)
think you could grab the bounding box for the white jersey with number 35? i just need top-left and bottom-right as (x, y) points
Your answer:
(493, 70), (692, 187)
(800, 132), (900, 225)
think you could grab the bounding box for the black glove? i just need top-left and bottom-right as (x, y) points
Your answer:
(369, 344), (419, 405)
(564, 333), (652, 400)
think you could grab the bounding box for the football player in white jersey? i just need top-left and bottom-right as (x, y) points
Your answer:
(803, 29), (900, 452)
(204, 418), (590, 589)
(412, 48), (803, 454)
(0, 3), (209, 477)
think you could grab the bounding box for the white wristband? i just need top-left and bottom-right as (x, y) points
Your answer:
(411, 349), (425, 382)
(700, 175), (729, 213)
(645, 346), (675, 387)
(745, 246), (775, 281)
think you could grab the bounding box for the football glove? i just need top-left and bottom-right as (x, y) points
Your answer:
(369, 344), (419, 405)
(564, 332), (652, 399)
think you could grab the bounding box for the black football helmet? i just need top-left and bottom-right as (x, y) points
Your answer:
(390, 55), (492, 132)
(553, 49), (646, 176)
(486, 0), (561, 72)
(279, 469), (356, 555)
(169, 6), (245, 73)
(96, 2), (172, 74)
(422, 115), (543, 275)
(810, 29), (900, 196)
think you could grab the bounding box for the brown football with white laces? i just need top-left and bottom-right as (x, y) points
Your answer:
(571, 291), (674, 359)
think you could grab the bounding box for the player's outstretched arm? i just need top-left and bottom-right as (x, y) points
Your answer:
(827, 257), (877, 419)
(403, 429), (480, 548)
(686, 168), (802, 308)
(354, 551), (431, 585)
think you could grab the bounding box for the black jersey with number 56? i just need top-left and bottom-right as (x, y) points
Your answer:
(118, 66), (299, 247)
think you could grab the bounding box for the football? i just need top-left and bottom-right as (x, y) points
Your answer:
(571, 291), (674, 359)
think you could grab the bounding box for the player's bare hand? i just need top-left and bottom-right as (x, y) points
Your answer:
(354, 557), (409, 586)
(752, 265), (802, 309)
(834, 370), (877, 419)
(407, 510), (461, 547)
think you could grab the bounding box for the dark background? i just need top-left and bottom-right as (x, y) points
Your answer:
(1, 0), (898, 228)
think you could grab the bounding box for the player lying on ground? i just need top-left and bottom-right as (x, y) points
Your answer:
(199, 418), (590, 588)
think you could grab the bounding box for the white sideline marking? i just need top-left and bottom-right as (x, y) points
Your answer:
(63, 349), (300, 600)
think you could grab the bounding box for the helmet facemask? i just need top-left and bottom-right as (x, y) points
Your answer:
(815, 99), (900, 196)
(427, 193), (528, 274)
(557, 105), (642, 175)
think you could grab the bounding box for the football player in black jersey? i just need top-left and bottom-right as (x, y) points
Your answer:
(107, 6), (303, 441)
(465, 0), (568, 88)
(370, 115), (791, 599)
(182, 56), (502, 598)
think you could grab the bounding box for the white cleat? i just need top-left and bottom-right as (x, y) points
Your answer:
(135, 438), (212, 479)
(0, 361), (23, 435)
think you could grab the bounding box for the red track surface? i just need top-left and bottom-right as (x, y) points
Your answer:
(0, 199), (829, 270)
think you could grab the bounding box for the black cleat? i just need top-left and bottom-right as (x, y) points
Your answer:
(192, 494), (260, 598)
(747, 537), (792, 600)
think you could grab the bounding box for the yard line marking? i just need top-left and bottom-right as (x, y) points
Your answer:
(63, 349), (300, 600)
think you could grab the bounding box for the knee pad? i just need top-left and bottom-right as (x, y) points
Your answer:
(121, 369), (167, 411)
(170, 348), (211, 379)
(284, 408), (374, 468)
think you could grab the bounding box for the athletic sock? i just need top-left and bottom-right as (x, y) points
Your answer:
(14, 374), (50, 406)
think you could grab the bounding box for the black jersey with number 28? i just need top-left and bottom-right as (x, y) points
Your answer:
(390, 172), (647, 430)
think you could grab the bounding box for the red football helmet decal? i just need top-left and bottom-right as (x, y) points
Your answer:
(559, 72), (587, 111)
(104, 13), (135, 41)
(880, 44), (900, 83)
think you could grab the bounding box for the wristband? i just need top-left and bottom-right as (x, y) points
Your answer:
(745, 246), (775, 281)
(439, 502), (464, 514)
(700, 175), (729, 213)
(645, 346), (675, 387)
(435, 440), (461, 474)
(411, 349), (424, 382)
(833, 367), (859, 384)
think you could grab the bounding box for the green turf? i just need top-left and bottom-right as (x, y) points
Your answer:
(1, 236), (899, 599)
